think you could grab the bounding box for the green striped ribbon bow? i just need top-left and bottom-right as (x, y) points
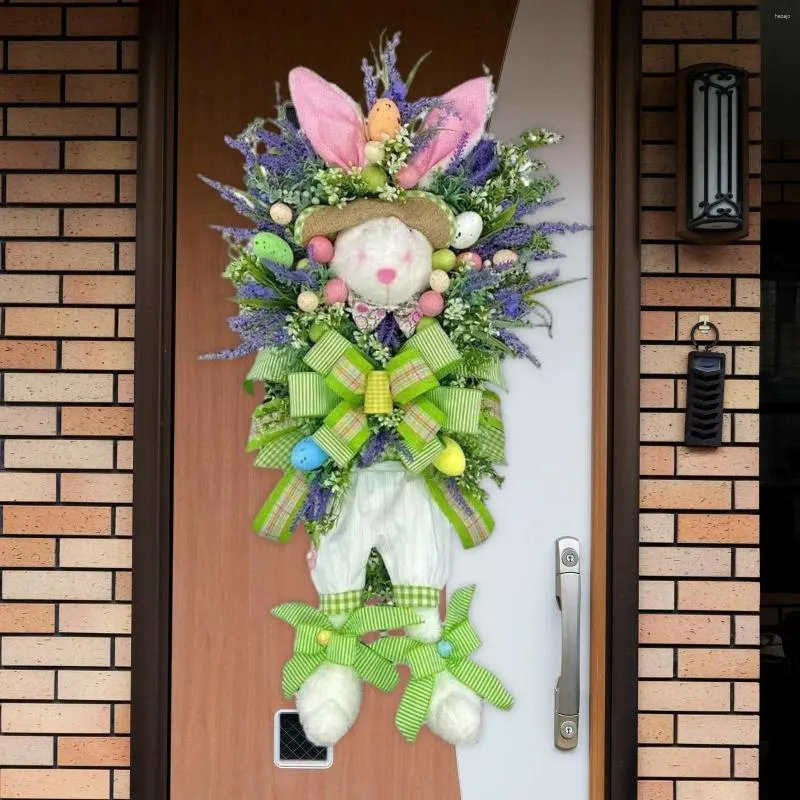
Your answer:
(272, 602), (423, 696)
(371, 586), (513, 742)
(289, 321), (484, 471)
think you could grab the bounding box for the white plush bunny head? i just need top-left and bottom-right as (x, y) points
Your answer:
(330, 217), (432, 307)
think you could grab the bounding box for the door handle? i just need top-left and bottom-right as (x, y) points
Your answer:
(554, 537), (580, 750)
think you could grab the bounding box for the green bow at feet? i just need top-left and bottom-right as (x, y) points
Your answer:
(371, 585), (513, 742)
(272, 602), (422, 696)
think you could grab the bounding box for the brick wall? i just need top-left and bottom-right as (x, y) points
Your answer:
(0, 2), (137, 797)
(639, 3), (760, 799)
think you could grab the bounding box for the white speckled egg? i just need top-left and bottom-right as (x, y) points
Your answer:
(429, 269), (451, 293)
(452, 211), (483, 249)
(492, 248), (519, 266)
(269, 202), (293, 226)
(297, 291), (320, 313)
(364, 141), (385, 165)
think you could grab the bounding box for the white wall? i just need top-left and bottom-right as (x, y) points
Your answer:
(449, 0), (595, 797)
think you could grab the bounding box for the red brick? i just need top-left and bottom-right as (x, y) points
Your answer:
(677, 312), (759, 342)
(8, 41), (116, 71)
(639, 747), (729, 778)
(677, 514), (758, 544)
(6, 174), (115, 204)
(678, 580), (759, 611)
(678, 245), (759, 274)
(0, 75), (60, 104)
(0, 7), (61, 35)
(642, 311), (675, 340)
(0, 208), (58, 238)
(3, 506), (111, 536)
(641, 479), (731, 510)
(65, 141), (137, 171)
(639, 681), (730, 712)
(642, 277), (730, 307)
(679, 44), (761, 73)
(0, 341), (57, 370)
(639, 781), (674, 800)
(67, 7), (138, 36)
(66, 74), (138, 104)
(641, 146), (676, 176)
(640, 614), (730, 644)
(643, 10), (731, 40)
(642, 77), (675, 107)
(678, 648), (759, 679)
(64, 209), (136, 238)
(4, 242), (115, 272)
(7, 108), (116, 137)
(58, 736), (130, 767)
(0, 141), (59, 170)
(643, 45), (675, 73)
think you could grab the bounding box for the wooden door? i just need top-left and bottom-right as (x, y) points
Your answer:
(171, 2), (517, 797)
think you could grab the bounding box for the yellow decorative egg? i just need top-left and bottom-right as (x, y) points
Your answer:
(316, 630), (331, 647)
(366, 98), (401, 142)
(433, 437), (466, 477)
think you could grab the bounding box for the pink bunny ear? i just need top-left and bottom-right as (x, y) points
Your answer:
(288, 67), (366, 170)
(404, 76), (493, 185)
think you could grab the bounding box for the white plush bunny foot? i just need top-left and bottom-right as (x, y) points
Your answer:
(405, 607), (483, 746)
(296, 662), (363, 747)
(427, 671), (483, 746)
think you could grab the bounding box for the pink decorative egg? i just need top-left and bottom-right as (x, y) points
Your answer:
(457, 251), (482, 269)
(396, 165), (420, 189)
(324, 277), (348, 305)
(308, 235), (334, 264)
(418, 290), (444, 317)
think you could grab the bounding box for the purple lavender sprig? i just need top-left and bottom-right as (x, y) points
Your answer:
(201, 307), (290, 360)
(475, 225), (535, 258)
(497, 328), (542, 367)
(462, 138), (499, 187)
(301, 476), (333, 522)
(531, 221), (590, 236)
(444, 478), (476, 515)
(236, 282), (277, 302)
(361, 58), (378, 108)
(374, 314), (404, 351)
(359, 429), (396, 467)
(199, 176), (267, 220)
(259, 258), (319, 289)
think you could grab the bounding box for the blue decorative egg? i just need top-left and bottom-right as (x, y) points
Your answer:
(436, 639), (454, 658)
(291, 437), (329, 471)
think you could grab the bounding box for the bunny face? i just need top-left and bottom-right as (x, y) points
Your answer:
(330, 217), (432, 307)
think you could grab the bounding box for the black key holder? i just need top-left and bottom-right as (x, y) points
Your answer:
(684, 317), (725, 448)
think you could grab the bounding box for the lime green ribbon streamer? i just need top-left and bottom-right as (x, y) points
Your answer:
(424, 473), (495, 549)
(371, 586), (513, 742)
(272, 602), (422, 696)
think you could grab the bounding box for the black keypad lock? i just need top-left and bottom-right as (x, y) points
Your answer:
(684, 350), (726, 447)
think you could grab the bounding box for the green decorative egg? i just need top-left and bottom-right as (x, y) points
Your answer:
(361, 165), (388, 191)
(432, 248), (456, 271)
(251, 232), (294, 267)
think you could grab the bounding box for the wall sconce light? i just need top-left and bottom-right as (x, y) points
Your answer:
(677, 63), (750, 244)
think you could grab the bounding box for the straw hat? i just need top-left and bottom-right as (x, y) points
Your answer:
(294, 191), (455, 249)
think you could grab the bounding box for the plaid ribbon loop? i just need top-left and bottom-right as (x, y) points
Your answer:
(288, 322), (483, 469)
(272, 602), (422, 696)
(370, 586), (514, 742)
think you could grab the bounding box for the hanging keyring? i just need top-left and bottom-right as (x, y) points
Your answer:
(690, 319), (719, 351)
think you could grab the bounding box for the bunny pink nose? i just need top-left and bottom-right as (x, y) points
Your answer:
(377, 267), (397, 285)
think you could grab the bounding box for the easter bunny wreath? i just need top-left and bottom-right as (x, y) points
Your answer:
(203, 33), (585, 748)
